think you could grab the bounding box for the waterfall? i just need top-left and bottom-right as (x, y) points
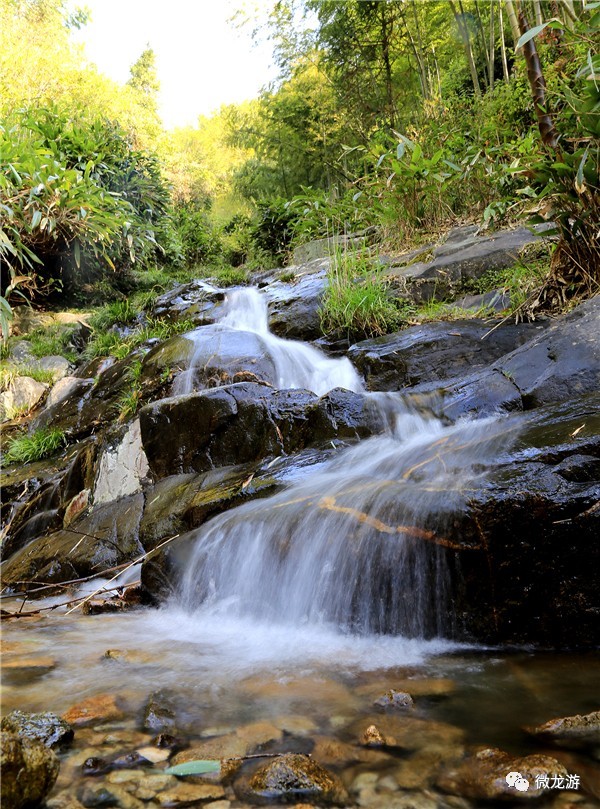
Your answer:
(173, 288), (361, 397)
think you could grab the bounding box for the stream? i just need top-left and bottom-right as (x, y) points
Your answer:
(2, 288), (599, 807)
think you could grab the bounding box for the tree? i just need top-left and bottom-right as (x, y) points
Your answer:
(127, 46), (160, 115)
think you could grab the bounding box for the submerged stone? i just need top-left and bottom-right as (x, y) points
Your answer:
(526, 710), (600, 748)
(246, 752), (348, 805)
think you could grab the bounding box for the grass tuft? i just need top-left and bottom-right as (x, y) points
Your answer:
(2, 427), (66, 466)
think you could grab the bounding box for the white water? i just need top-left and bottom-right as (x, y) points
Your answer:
(162, 287), (519, 647)
(174, 288), (361, 396)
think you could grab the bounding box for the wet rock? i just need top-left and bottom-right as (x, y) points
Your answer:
(139, 382), (375, 478)
(77, 785), (120, 807)
(246, 752), (348, 805)
(526, 710), (600, 749)
(1, 655), (56, 683)
(46, 376), (93, 409)
(263, 264), (328, 341)
(235, 721), (283, 751)
(394, 744), (464, 789)
(0, 375), (47, 421)
(437, 747), (568, 800)
(362, 724), (387, 747)
(63, 489), (90, 528)
(439, 295), (600, 416)
(142, 689), (180, 733)
(1, 710), (74, 749)
(150, 280), (225, 325)
(142, 326), (280, 393)
(92, 419), (149, 505)
(373, 690), (414, 710)
(449, 395), (600, 649)
(0, 730), (60, 809)
(348, 320), (544, 392)
(63, 694), (126, 728)
(156, 783), (226, 806)
(82, 752), (152, 776)
(355, 678), (455, 700)
(311, 736), (389, 767)
(1, 493), (144, 591)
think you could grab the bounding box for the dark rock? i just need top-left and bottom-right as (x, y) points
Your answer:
(0, 730), (60, 809)
(385, 223), (553, 302)
(1, 711), (74, 749)
(77, 785), (119, 808)
(245, 752), (348, 805)
(143, 689), (179, 733)
(446, 395), (600, 649)
(264, 266), (328, 340)
(139, 382), (375, 479)
(437, 747), (567, 800)
(81, 756), (112, 776)
(1, 493), (144, 592)
(150, 279), (225, 324)
(348, 320), (544, 391)
(439, 295), (600, 415)
(525, 710), (600, 749)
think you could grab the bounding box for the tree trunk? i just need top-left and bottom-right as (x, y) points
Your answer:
(504, 0), (521, 45)
(533, 0), (543, 26)
(474, 0), (490, 88)
(489, 0), (496, 90)
(380, 3), (396, 130)
(499, 3), (510, 80)
(517, 8), (559, 148)
(449, 0), (482, 98)
(411, 0), (431, 99)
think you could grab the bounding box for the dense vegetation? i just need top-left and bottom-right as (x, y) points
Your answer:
(0, 0), (598, 340)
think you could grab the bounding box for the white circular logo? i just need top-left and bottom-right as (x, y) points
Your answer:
(505, 772), (521, 787)
(515, 776), (530, 792)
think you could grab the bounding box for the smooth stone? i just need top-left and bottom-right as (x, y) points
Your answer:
(373, 690), (414, 710)
(156, 783), (225, 806)
(355, 715), (464, 750)
(1, 656), (56, 684)
(63, 694), (126, 728)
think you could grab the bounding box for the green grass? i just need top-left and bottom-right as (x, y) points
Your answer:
(24, 325), (78, 363)
(88, 299), (139, 331)
(320, 247), (404, 339)
(2, 427), (66, 466)
(279, 270), (297, 283)
(84, 316), (195, 361)
(116, 359), (144, 421)
(207, 265), (249, 287)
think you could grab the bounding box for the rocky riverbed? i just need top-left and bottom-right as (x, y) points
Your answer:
(1, 224), (599, 807)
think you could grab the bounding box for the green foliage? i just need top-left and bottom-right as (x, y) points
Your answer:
(84, 317), (194, 361)
(24, 324), (78, 362)
(2, 427), (66, 466)
(164, 760), (221, 777)
(89, 300), (139, 331)
(0, 104), (173, 307)
(172, 201), (221, 266)
(116, 359), (144, 421)
(320, 247), (404, 339)
(207, 266), (249, 287)
(0, 362), (56, 389)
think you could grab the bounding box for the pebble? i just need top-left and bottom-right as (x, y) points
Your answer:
(63, 695), (126, 728)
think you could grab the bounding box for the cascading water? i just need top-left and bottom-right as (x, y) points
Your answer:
(173, 288), (361, 396)
(167, 289), (517, 640)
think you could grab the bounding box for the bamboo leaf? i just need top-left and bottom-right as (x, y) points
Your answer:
(575, 148), (589, 194)
(164, 760), (221, 776)
(516, 22), (549, 50)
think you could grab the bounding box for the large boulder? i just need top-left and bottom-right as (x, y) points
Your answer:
(0, 731), (60, 809)
(263, 263), (328, 340)
(448, 395), (600, 648)
(348, 320), (545, 391)
(1, 711), (74, 750)
(138, 381), (375, 479)
(1, 493), (144, 592)
(383, 223), (553, 302)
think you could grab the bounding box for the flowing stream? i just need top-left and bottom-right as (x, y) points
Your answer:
(171, 287), (513, 640)
(3, 287), (598, 806)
